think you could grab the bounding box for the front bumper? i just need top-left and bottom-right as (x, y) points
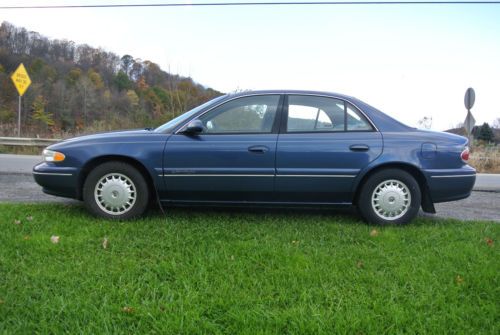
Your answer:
(425, 166), (476, 203)
(33, 162), (80, 199)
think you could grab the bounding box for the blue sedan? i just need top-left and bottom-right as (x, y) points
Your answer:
(33, 90), (476, 224)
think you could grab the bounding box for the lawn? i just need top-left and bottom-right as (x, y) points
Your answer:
(0, 204), (498, 334)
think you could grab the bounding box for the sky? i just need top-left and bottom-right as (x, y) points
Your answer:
(1, 0), (499, 130)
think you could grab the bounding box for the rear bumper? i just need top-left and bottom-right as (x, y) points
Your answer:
(33, 163), (79, 199)
(425, 166), (476, 203)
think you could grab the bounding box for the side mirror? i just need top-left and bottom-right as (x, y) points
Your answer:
(183, 119), (204, 134)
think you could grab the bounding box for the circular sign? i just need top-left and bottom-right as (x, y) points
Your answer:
(464, 87), (475, 110)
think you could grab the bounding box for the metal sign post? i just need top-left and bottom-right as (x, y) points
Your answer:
(463, 87), (476, 147)
(18, 96), (21, 137)
(10, 63), (32, 137)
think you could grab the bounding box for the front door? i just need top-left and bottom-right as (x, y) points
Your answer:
(275, 95), (383, 203)
(163, 94), (283, 202)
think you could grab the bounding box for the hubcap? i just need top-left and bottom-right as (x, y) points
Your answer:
(371, 179), (411, 220)
(94, 173), (136, 215)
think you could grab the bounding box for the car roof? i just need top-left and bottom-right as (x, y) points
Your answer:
(226, 89), (355, 100)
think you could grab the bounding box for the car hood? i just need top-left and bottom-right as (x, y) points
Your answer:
(48, 129), (157, 149)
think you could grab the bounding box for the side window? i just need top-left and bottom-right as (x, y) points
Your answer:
(346, 103), (373, 131)
(198, 95), (280, 134)
(287, 95), (345, 132)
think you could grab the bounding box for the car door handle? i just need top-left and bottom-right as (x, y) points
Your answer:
(248, 145), (269, 154)
(349, 144), (370, 152)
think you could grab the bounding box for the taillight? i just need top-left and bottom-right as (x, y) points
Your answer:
(461, 147), (470, 162)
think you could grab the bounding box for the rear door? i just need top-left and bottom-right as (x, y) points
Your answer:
(163, 94), (283, 202)
(275, 95), (382, 203)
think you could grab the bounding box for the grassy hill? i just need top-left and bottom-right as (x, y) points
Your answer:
(0, 21), (221, 138)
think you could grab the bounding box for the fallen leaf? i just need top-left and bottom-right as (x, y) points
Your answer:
(13, 219), (21, 225)
(50, 235), (60, 244)
(102, 237), (109, 249)
(122, 306), (134, 313)
(484, 237), (494, 247)
(0, 299), (4, 305)
(356, 260), (364, 269)
(291, 240), (300, 244)
(23, 236), (30, 241)
(455, 275), (464, 285)
(370, 229), (379, 237)
(26, 215), (33, 221)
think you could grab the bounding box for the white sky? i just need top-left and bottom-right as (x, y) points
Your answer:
(1, 0), (499, 130)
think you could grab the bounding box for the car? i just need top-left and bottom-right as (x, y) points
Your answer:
(33, 90), (476, 224)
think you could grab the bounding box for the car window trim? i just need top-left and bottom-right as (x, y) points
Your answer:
(175, 94), (285, 135)
(279, 94), (379, 134)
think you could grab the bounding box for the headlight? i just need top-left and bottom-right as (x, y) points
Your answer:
(43, 149), (65, 162)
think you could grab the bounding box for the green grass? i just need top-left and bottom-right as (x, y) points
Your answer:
(0, 204), (498, 334)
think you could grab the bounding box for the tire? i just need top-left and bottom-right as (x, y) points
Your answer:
(83, 161), (150, 220)
(357, 169), (421, 225)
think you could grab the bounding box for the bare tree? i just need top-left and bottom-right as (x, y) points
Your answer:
(492, 118), (500, 129)
(417, 116), (433, 129)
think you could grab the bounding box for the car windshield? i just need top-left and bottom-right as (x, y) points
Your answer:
(154, 95), (226, 133)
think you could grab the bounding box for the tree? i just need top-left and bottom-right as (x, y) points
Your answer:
(87, 69), (104, 89)
(114, 71), (132, 91)
(32, 95), (54, 129)
(66, 68), (82, 86)
(476, 122), (494, 142)
(417, 116), (432, 129)
(120, 55), (134, 76)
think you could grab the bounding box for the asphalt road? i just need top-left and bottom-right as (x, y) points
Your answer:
(0, 154), (499, 222)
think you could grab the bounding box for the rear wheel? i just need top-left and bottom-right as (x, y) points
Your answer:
(83, 161), (149, 220)
(357, 169), (421, 225)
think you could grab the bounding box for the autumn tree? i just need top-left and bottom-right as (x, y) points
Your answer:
(32, 95), (54, 131)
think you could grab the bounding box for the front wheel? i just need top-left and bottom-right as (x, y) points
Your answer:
(357, 169), (421, 225)
(83, 161), (150, 220)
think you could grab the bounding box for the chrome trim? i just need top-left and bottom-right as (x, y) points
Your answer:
(174, 92), (379, 134)
(431, 174), (476, 178)
(159, 174), (356, 178)
(160, 174), (274, 177)
(32, 171), (73, 176)
(277, 174), (356, 178)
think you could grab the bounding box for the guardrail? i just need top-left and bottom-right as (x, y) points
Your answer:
(0, 137), (61, 147)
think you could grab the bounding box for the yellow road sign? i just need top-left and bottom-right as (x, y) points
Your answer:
(10, 63), (32, 96)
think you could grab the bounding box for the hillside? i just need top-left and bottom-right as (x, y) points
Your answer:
(0, 21), (221, 137)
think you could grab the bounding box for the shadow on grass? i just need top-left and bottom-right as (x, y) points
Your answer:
(24, 201), (467, 227)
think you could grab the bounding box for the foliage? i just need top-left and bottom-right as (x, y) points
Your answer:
(0, 108), (15, 123)
(31, 95), (54, 128)
(476, 122), (494, 142)
(114, 70), (132, 91)
(0, 21), (221, 137)
(0, 204), (498, 333)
